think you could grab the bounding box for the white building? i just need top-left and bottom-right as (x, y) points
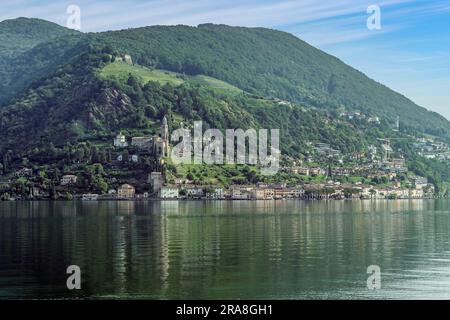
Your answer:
(123, 54), (133, 65)
(114, 132), (128, 148)
(368, 117), (380, 124)
(230, 186), (252, 199)
(183, 186), (204, 198)
(159, 186), (179, 199)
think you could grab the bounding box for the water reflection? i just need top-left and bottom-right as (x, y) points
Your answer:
(1, 200), (450, 299)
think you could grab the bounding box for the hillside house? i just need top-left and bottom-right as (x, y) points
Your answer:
(114, 133), (128, 148)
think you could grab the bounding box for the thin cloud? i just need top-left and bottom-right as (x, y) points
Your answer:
(1, 0), (449, 118)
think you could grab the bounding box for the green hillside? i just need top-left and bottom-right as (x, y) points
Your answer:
(100, 61), (184, 86)
(0, 49), (362, 155)
(90, 23), (450, 140)
(1, 18), (450, 192)
(0, 17), (79, 57)
(0, 19), (449, 142)
(100, 61), (243, 95)
(0, 18), (85, 105)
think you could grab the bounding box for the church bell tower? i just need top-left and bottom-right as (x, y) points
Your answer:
(161, 116), (169, 157)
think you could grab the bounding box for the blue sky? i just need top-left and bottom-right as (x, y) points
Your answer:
(1, 0), (449, 119)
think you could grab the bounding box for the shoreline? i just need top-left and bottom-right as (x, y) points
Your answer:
(0, 197), (443, 202)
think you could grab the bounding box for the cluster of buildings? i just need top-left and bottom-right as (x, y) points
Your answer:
(82, 183), (138, 201)
(314, 143), (341, 158)
(339, 111), (381, 125)
(413, 137), (450, 161)
(3, 110), (446, 202)
(82, 173), (434, 201)
(301, 179), (434, 200)
(113, 116), (170, 160)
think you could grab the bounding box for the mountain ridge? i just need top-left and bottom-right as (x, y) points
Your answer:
(0, 18), (448, 142)
(1, 17), (450, 192)
(0, 17), (79, 56)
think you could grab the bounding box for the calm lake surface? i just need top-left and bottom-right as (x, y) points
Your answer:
(1, 200), (450, 299)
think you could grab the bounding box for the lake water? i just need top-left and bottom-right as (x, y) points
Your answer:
(1, 200), (450, 300)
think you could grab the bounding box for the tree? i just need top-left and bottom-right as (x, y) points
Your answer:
(2, 151), (12, 173)
(49, 181), (57, 200)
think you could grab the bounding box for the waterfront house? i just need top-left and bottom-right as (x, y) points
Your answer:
(251, 188), (264, 200)
(183, 186), (204, 199)
(159, 185), (179, 199)
(274, 187), (304, 199)
(117, 184), (135, 199)
(409, 188), (424, 199)
(205, 187), (224, 199)
(230, 185), (253, 199)
(397, 188), (411, 199)
(250, 187), (274, 200)
(82, 194), (99, 201)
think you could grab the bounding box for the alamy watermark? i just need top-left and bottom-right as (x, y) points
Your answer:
(367, 4), (381, 30)
(66, 4), (81, 30)
(66, 265), (81, 290)
(170, 122), (280, 176)
(367, 265), (381, 290)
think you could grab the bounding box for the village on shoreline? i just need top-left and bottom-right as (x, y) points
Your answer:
(75, 178), (438, 202)
(2, 170), (439, 201)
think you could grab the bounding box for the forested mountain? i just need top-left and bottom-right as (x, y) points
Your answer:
(0, 18), (86, 105)
(0, 18), (449, 190)
(91, 24), (450, 140)
(1, 19), (449, 140)
(0, 17), (79, 57)
(0, 49), (365, 157)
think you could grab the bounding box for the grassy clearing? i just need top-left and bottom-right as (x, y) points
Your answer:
(100, 61), (243, 95)
(100, 61), (185, 86)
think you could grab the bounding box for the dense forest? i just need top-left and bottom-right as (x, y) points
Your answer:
(0, 48), (366, 157)
(2, 18), (449, 140)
